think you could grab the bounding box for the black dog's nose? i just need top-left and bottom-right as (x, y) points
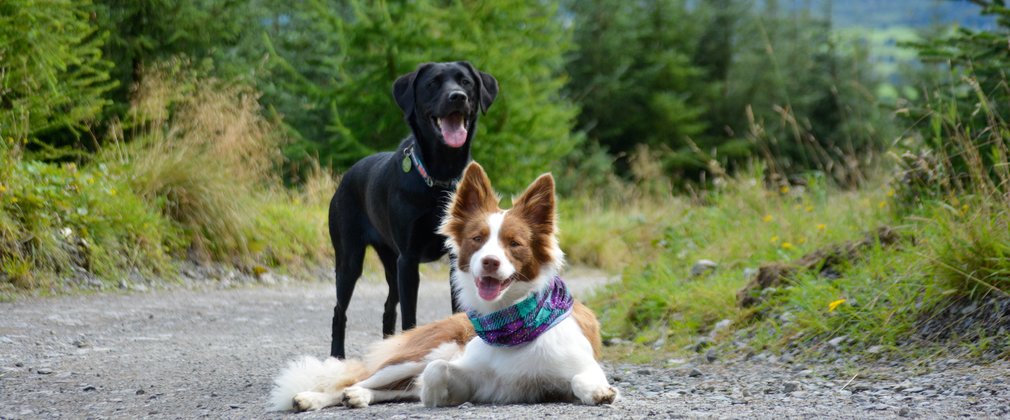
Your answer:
(481, 256), (500, 271)
(448, 91), (467, 103)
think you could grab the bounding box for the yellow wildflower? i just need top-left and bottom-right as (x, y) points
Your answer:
(87, 178), (95, 185)
(817, 223), (826, 231)
(0, 184), (6, 193)
(109, 188), (117, 196)
(770, 235), (780, 244)
(781, 242), (794, 250)
(798, 237), (807, 244)
(878, 201), (886, 209)
(886, 189), (895, 198)
(805, 205), (814, 212)
(780, 185), (790, 194)
(961, 204), (969, 214)
(828, 299), (846, 312)
(763, 214), (773, 223)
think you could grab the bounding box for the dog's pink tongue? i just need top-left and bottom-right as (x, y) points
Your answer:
(477, 276), (505, 301)
(439, 113), (467, 148)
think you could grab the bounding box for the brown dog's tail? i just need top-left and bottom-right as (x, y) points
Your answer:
(269, 355), (368, 411)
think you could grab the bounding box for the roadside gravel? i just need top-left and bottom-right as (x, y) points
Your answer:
(1, 266), (1007, 419)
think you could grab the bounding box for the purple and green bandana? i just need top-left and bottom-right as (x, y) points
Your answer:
(467, 276), (574, 347)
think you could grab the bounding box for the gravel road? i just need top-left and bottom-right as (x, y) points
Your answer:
(2, 267), (1008, 419)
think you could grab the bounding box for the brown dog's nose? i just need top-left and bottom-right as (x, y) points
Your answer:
(481, 256), (500, 272)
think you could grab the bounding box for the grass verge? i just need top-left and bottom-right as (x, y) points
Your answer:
(0, 64), (333, 299)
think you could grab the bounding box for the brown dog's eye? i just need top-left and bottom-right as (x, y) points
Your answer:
(510, 240), (521, 248)
(472, 236), (483, 243)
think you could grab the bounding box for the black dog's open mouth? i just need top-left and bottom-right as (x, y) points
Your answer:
(432, 112), (468, 148)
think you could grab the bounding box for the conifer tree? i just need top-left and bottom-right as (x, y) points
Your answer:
(0, 0), (116, 148)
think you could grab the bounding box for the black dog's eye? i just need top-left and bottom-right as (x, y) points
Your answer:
(460, 78), (473, 87)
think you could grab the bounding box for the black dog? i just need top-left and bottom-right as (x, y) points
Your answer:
(328, 62), (498, 359)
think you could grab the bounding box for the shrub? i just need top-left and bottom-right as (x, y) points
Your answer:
(114, 63), (284, 263)
(0, 137), (179, 292)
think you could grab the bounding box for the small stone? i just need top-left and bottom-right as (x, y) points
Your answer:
(73, 339), (91, 348)
(36, 368), (54, 375)
(691, 260), (718, 276)
(604, 337), (627, 347)
(827, 335), (848, 348)
(652, 335), (666, 350)
(711, 319), (732, 334)
(689, 368), (704, 378)
(458, 402), (473, 409)
(903, 386), (925, 393)
(784, 382), (799, 393)
(637, 368), (652, 375)
(693, 337), (712, 352)
(229, 404), (241, 409)
(15, 362), (24, 367)
(83, 385), (96, 392)
(867, 345), (884, 354)
(705, 349), (718, 363)
(136, 389), (146, 395)
(865, 403), (890, 411)
(743, 267), (758, 280)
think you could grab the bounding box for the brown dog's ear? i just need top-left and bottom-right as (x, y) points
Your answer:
(457, 61), (499, 115)
(450, 162), (499, 219)
(393, 63), (434, 118)
(511, 172), (555, 232)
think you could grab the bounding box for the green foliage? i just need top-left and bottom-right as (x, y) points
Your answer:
(903, 1), (1010, 198)
(719, 2), (890, 187)
(0, 0), (116, 147)
(565, 0), (708, 173)
(1, 66), (332, 295)
(0, 137), (180, 292)
(586, 172), (891, 349)
(565, 0), (891, 186)
(92, 0), (250, 108)
(929, 199), (1010, 298)
(261, 0), (579, 192)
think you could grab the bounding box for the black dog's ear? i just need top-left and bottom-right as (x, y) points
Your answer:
(393, 63), (434, 118)
(458, 61), (499, 115)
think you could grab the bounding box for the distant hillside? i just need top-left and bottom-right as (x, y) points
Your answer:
(826, 0), (996, 30)
(778, 0), (997, 30)
(779, 0), (999, 84)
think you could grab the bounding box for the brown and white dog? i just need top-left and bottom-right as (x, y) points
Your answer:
(270, 162), (618, 411)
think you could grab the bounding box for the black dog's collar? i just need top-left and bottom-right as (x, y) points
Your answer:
(402, 144), (459, 189)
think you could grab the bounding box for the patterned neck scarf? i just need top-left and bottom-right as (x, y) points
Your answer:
(467, 276), (574, 347)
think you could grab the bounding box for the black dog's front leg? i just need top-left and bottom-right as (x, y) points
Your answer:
(448, 253), (462, 313)
(396, 255), (421, 331)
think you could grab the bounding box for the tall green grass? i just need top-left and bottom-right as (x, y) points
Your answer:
(577, 166), (891, 350)
(1, 64), (333, 297)
(573, 71), (1010, 360)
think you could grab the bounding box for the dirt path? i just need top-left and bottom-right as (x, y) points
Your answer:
(1, 268), (1007, 419)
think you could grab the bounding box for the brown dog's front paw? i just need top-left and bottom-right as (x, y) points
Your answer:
(592, 386), (618, 405)
(342, 386), (371, 409)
